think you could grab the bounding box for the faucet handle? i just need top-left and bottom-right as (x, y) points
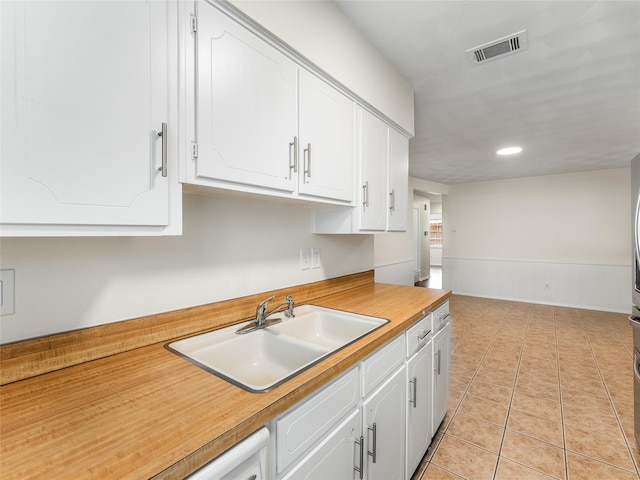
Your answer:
(256, 295), (275, 317)
(284, 295), (295, 317)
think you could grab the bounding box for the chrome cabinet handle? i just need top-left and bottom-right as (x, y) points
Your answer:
(157, 122), (167, 177)
(410, 377), (417, 408)
(363, 182), (369, 208)
(635, 193), (640, 265)
(389, 189), (395, 211)
(354, 435), (364, 479)
(304, 143), (311, 178)
(435, 350), (442, 375)
(289, 136), (298, 177)
(418, 329), (431, 340)
(367, 423), (377, 463)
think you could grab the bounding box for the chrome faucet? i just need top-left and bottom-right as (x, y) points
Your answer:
(236, 295), (295, 334)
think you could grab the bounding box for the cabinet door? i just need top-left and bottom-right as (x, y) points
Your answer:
(195, 2), (297, 193)
(363, 366), (405, 480)
(280, 409), (360, 480)
(432, 323), (451, 436)
(298, 70), (355, 203)
(276, 367), (359, 473)
(387, 128), (409, 232)
(1, 1), (170, 228)
(406, 343), (433, 479)
(358, 109), (388, 231)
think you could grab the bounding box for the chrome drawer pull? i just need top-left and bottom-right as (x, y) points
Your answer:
(304, 143), (311, 178)
(354, 435), (364, 479)
(418, 329), (431, 340)
(289, 136), (298, 176)
(157, 122), (167, 177)
(410, 377), (417, 408)
(367, 423), (377, 463)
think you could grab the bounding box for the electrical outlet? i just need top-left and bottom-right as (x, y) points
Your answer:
(311, 248), (321, 269)
(0, 269), (15, 316)
(300, 248), (311, 270)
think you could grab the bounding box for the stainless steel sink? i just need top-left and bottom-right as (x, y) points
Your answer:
(167, 305), (388, 392)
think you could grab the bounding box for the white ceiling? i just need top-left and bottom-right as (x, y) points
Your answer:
(334, 0), (640, 184)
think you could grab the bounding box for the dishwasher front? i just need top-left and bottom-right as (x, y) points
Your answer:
(186, 427), (270, 480)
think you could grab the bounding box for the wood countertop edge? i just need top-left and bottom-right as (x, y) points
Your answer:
(0, 282), (451, 480)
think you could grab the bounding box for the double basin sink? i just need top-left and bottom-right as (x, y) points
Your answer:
(167, 305), (388, 392)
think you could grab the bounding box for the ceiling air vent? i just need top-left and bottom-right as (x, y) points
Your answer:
(466, 30), (529, 66)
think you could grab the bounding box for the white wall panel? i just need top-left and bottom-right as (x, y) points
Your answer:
(374, 259), (414, 286)
(444, 257), (631, 313)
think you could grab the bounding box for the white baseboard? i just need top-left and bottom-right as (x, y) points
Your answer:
(443, 257), (631, 314)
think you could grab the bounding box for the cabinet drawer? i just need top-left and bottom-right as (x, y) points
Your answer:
(279, 409), (360, 480)
(276, 367), (359, 473)
(361, 335), (404, 397)
(433, 301), (450, 332)
(406, 314), (432, 357)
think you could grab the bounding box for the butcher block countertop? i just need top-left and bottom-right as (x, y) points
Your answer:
(0, 271), (450, 479)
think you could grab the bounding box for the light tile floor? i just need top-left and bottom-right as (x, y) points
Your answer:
(412, 294), (640, 480)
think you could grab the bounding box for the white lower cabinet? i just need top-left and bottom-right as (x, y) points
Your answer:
(280, 409), (360, 480)
(361, 366), (406, 480)
(432, 321), (451, 436)
(405, 339), (433, 479)
(271, 302), (450, 480)
(275, 368), (359, 474)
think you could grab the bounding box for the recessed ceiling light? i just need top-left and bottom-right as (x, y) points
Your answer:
(496, 146), (523, 156)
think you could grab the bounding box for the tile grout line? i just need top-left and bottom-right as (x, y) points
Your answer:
(491, 305), (549, 480)
(425, 307), (509, 479)
(553, 307), (569, 480)
(579, 314), (640, 478)
(421, 299), (638, 480)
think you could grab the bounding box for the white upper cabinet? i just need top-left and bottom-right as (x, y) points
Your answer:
(187, 2), (355, 205)
(194, 2), (297, 193)
(298, 70), (355, 203)
(312, 108), (410, 234)
(359, 109), (389, 231)
(387, 128), (409, 232)
(1, 1), (180, 236)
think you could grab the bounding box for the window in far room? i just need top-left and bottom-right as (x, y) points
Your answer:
(429, 214), (442, 247)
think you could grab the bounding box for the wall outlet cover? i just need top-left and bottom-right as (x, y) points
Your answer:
(311, 248), (321, 269)
(300, 248), (311, 270)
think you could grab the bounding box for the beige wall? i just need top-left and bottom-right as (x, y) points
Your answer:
(443, 168), (631, 265)
(230, 0), (415, 134)
(0, 195), (373, 343)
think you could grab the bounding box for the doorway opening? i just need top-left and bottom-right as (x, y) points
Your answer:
(413, 192), (443, 289)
